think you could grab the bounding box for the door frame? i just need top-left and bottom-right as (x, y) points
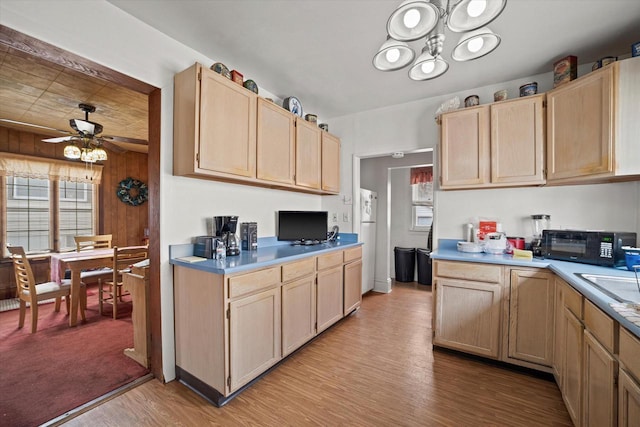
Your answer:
(0, 24), (164, 380)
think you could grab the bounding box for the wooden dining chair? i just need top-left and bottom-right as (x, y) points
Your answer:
(72, 234), (114, 284)
(99, 246), (148, 319)
(8, 245), (86, 333)
(74, 234), (113, 252)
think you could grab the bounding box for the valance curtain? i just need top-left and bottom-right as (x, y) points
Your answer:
(410, 167), (433, 184)
(0, 152), (102, 184)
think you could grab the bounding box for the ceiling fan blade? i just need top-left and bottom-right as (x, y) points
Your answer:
(0, 118), (72, 136)
(100, 139), (127, 154)
(42, 136), (75, 143)
(102, 135), (148, 145)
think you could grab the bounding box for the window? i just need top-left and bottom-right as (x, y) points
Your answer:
(1, 153), (102, 255)
(6, 177), (51, 252)
(411, 205), (433, 231)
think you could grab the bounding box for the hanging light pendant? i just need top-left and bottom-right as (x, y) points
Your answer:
(387, 0), (440, 41)
(451, 27), (501, 61)
(447, 0), (507, 32)
(409, 47), (449, 80)
(92, 147), (108, 161)
(373, 37), (416, 71)
(63, 143), (81, 159)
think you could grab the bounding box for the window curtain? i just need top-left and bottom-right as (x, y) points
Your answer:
(410, 167), (433, 184)
(0, 152), (102, 183)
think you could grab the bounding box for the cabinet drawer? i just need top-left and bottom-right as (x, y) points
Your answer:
(228, 267), (281, 299)
(584, 299), (617, 354)
(317, 251), (343, 270)
(563, 283), (583, 320)
(282, 257), (315, 283)
(434, 261), (502, 283)
(620, 327), (640, 381)
(344, 246), (362, 263)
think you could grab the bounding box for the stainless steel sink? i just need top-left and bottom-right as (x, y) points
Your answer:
(576, 273), (640, 303)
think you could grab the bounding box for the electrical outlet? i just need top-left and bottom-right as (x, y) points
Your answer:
(332, 212), (338, 222)
(343, 212), (350, 222)
(343, 195), (352, 205)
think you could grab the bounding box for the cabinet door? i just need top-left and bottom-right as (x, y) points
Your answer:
(199, 68), (257, 178)
(439, 105), (490, 189)
(343, 260), (362, 315)
(229, 287), (281, 392)
(321, 132), (340, 193)
(491, 95), (545, 185)
(546, 66), (614, 182)
(507, 269), (554, 366)
(563, 307), (583, 427)
(256, 98), (295, 184)
(434, 277), (502, 358)
(618, 368), (640, 427)
(295, 118), (321, 189)
(317, 265), (343, 332)
(282, 275), (316, 356)
(553, 278), (566, 386)
(583, 329), (618, 427)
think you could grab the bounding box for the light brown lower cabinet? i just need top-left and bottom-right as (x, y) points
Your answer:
(507, 268), (555, 367)
(343, 247), (363, 315)
(173, 246), (362, 406)
(553, 277), (565, 386)
(282, 275), (316, 357)
(229, 286), (281, 392)
(619, 327), (640, 427)
(317, 265), (344, 333)
(434, 277), (502, 359)
(582, 329), (618, 427)
(618, 368), (640, 427)
(563, 306), (584, 426)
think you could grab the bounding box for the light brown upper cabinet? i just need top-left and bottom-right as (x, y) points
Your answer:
(439, 94), (545, 189)
(546, 57), (640, 184)
(295, 117), (322, 190)
(256, 98), (295, 185)
(174, 63), (257, 179)
(321, 132), (341, 194)
(174, 63), (340, 194)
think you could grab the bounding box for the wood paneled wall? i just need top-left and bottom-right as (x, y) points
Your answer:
(0, 126), (149, 298)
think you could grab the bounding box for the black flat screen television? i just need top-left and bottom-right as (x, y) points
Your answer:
(277, 211), (328, 244)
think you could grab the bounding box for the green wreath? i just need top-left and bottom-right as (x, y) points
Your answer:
(116, 177), (148, 206)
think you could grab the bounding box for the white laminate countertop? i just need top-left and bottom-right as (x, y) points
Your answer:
(431, 239), (640, 339)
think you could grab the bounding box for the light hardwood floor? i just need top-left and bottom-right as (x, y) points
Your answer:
(64, 282), (572, 426)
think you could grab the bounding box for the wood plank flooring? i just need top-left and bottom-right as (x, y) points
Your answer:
(63, 282), (572, 426)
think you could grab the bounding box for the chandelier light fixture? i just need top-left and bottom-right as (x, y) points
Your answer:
(63, 137), (108, 163)
(373, 0), (507, 80)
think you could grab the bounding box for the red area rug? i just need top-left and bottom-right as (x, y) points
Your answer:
(0, 286), (149, 426)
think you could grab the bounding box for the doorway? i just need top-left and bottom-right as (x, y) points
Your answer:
(354, 150), (434, 293)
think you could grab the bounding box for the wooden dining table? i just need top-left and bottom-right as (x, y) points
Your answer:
(50, 246), (147, 327)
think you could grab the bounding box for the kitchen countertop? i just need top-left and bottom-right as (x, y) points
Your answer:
(170, 234), (361, 275)
(431, 239), (640, 339)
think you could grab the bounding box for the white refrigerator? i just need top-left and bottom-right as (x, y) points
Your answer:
(360, 188), (377, 294)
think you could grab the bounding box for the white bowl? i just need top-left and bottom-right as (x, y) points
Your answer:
(457, 241), (483, 253)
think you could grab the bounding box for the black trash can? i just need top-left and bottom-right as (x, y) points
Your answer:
(417, 248), (432, 286)
(394, 247), (416, 282)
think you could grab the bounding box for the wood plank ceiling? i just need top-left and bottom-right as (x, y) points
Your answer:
(0, 44), (148, 153)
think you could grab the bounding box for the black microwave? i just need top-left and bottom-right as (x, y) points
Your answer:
(542, 230), (637, 268)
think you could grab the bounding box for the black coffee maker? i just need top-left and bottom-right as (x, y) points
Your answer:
(214, 216), (240, 256)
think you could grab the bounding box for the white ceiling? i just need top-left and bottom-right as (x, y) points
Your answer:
(108, 0), (640, 119)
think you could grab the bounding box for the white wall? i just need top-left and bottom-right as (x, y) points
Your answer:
(0, 0), (323, 382)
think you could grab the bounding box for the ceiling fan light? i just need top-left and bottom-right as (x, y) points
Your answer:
(64, 144), (81, 159)
(92, 147), (108, 161)
(373, 37), (416, 71)
(387, 0), (440, 41)
(409, 50), (449, 80)
(80, 149), (98, 163)
(447, 0), (507, 32)
(451, 27), (501, 61)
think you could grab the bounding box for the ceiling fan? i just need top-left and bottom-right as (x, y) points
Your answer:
(38, 103), (148, 162)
